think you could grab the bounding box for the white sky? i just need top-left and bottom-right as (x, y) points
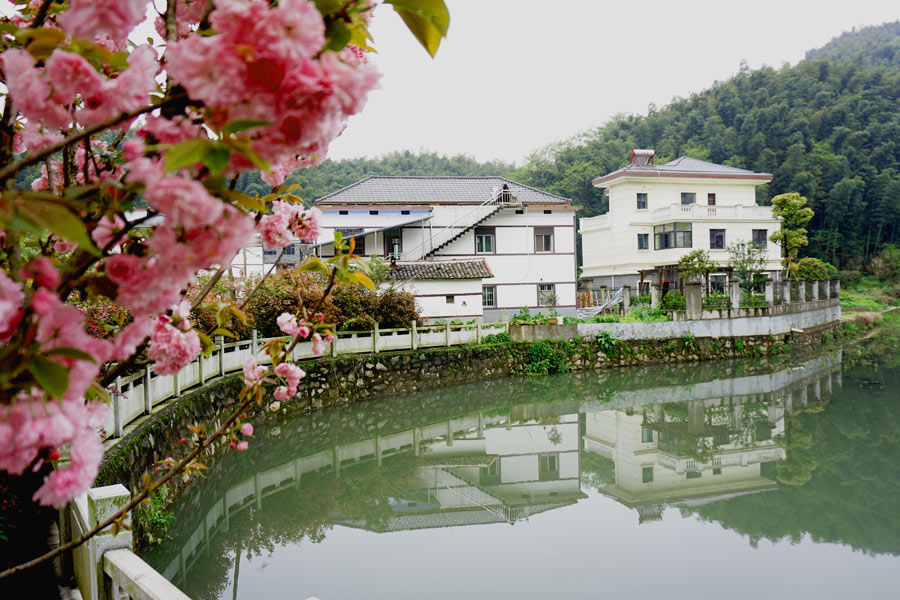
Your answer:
(327, 0), (900, 165)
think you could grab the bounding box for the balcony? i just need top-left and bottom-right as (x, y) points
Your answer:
(650, 204), (774, 222)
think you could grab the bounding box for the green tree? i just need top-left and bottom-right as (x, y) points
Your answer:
(728, 240), (768, 293)
(769, 192), (814, 272)
(792, 257), (830, 280)
(677, 249), (717, 289)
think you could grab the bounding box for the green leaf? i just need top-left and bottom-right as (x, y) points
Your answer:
(197, 330), (215, 358)
(229, 304), (249, 326)
(164, 139), (212, 172)
(18, 199), (99, 255)
(43, 347), (96, 363)
(222, 119), (270, 135)
(297, 256), (328, 274)
(325, 19), (352, 52)
(224, 190), (267, 213)
(211, 327), (236, 339)
(342, 270), (376, 290)
(5, 211), (46, 238)
(313, 0), (345, 15)
(26, 358), (70, 400)
(203, 146), (231, 175)
(385, 0), (450, 58)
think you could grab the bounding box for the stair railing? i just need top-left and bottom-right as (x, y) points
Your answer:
(399, 193), (508, 261)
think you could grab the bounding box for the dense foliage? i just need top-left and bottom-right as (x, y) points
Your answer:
(512, 22), (900, 269)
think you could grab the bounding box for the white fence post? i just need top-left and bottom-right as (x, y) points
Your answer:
(72, 484), (132, 600)
(373, 322), (379, 353)
(445, 322), (451, 347)
(143, 365), (152, 415)
(217, 335), (225, 377)
(331, 332), (339, 357)
(251, 329), (258, 357)
(173, 370), (180, 398)
(476, 322), (482, 344)
(113, 376), (123, 438)
(411, 321), (417, 350)
(198, 351), (205, 385)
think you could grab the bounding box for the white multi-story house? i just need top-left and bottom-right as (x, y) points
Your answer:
(277, 176), (578, 321)
(580, 150), (782, 293)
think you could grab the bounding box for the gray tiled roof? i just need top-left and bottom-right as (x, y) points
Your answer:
(392, 259), (493, 281)
(315, 176), (572, 205)
(593, 156), (772, 185)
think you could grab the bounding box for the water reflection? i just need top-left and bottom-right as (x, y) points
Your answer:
(144, 350), (900, 599)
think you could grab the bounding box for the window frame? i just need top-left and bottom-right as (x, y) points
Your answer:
(707, 193), (716, 206)
(637, 233), (649, 250)
(475, 226), (495, 254)
(681, 192), (696, 205)
(654, 222), (692, 250)
(538, 453), (560, 481)
(752, 229), (768, 248)
(537, 283), (556, 307)
(336, 228), (365, 255)
(641, 426), (654, 443)
(482, 285), (496, 308)
(709, 228), (726, 250)
(642, 465), (654, 483)
(636, 192), (648, 210)
(445, 295), (455, 304)
(534, 227), (554, 253)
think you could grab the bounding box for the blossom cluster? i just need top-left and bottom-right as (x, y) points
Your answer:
(0, 0), (385, 510)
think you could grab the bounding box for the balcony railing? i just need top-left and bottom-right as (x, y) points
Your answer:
(651, 204), (774, 221)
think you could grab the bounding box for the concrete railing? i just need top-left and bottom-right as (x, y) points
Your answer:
(66, 484), (189, 600)
(102, 321), (507, 444)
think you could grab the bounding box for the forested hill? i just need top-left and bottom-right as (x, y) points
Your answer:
(510, 21), (900, 269)
(235, 151), (515, 202)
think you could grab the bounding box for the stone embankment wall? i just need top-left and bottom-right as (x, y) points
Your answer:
(98, 317), (842, 507)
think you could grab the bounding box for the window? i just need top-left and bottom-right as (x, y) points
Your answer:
(539, 453), (559, 481)
(636, 193), (648, 209)
(681, 192), (696, 205)
(384, 228), (401, 258)
(339, 210), (348, 215)
(654, 222), (692, 250)
(337, 228), (365, 255)
(686, 471), (702, 479)
(284, 245), (296, 255)
(707, 193), (716, 206)
(480, 460), (501, 485)
(482, 286), (496, 307)
(710, 229), (726, 250)
(637, 233), (649, 250)
(369, 210), (379, 215)
(710, 274), (726, 292)
(752, 229), (768, 248)
(515, 209), (524, 215)
(642, 466), (654, 483)
(401, 210), (410, 215)
(641, 427), (654, 443)
(475, 226), (495, 254)
(543, 210), (552, 214)
(535, 227), (554, 253)
(445, 295), (455, 304)
(538, 283), (556, 307)
(712, 467), (722, 475)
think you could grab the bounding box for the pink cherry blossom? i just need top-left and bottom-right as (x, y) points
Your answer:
(274, 361), (305, 389)
(312, 333), (325, 355)
(148, 315), (201, 375)
(276, 312), (302, 336)
(242, 357), (265, 384)
(0, 271), (25, 342)
(236, 441), (249, 451)
(111, 318), (155, 361)
(240, 423), (254, 436)
(272, 385), (293, 401)
(30, 288), (56, 316)
(91, 215), (127, 249)
(0, 49), (70, 130)
(58, 0), (149, 43)
(20, 256), (60, 290)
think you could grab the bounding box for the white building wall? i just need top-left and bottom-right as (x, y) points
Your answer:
(581, 177), (782, 286)
(391, 279), (483, 321)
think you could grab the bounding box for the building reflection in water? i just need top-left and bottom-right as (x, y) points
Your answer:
(154, 351), (843, 589)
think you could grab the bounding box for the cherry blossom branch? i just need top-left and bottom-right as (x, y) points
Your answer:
(0, 391), (258, 581)
(237, 247), (287, 312)
(0, 94), (186, 184)
(30, 0), (54, 28)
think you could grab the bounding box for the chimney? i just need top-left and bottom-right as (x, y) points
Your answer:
(630, 149), (655, 166)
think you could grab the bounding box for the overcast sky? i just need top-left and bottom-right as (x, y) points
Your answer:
(327, 0), (900, 165)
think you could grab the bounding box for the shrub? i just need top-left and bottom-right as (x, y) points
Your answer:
(190, 304), (252, 340)
(793, 257), (830, 280)
(838, 270), (862, 287)
(622, 305), (670, 322)
(375, 288), (420, 328)
(734, 338), (746, 353)
(137, 484), (173, 545)
(868, 244), (900, 280)
(632, 292), (652, 305)
(331, 285), (378, 330)
(740, 292), (766, 308)
(660, 289), (686, 311)
(524, 341), (568, 374)
(244, 271), (340, 337)
(482, 331), (510, 344)
(595, 331), (621, 354)
(682, 331), (696, 349)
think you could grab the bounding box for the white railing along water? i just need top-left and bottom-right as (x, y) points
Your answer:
(102, 321), (507, 443)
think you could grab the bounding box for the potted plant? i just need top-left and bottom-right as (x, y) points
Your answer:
(544, 293), (559, 324)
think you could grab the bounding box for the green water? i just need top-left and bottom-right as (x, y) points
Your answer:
(145, 350), (900, 599)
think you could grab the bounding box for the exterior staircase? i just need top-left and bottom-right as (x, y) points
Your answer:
(399, 188), (516, 261)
